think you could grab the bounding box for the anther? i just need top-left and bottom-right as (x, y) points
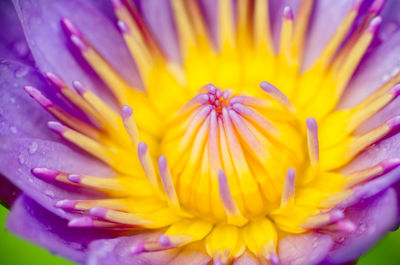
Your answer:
(61, 18), (83, 38)
(158, 155), (180, 208)
(260, 81), (295, 112)
(306, 118), (319, 166)
(281, 168), (296, 207)
(31, 167), (60, 180)
(44, 72), (66, 90)
(138, 142), (159, 191)
(122, 105), (140, 148)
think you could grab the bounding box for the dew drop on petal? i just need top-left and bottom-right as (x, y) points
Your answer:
(312, 241), (318, 249)
(70, 242), (84, 251)
(29, 142), (38, 154)
(337, 237), (345, 243)
(14, 66), (29, 78)
(12, 40), (29, 58)
(44, 189), (55, 198)
(10, 126), (17, 134)
(382, 74), (390, 82)
(18, 154), (25, 164)
(56, 209), (66, 215)
(391, 67), (400, 77)
(358, 223), (367, 234)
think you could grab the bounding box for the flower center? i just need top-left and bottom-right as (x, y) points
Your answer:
(161, 82), (307, 222)
(21, 0), (400, 263)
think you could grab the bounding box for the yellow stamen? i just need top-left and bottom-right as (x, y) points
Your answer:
(218, 0), (235, 49)
(253, 0), (273, 53)
(171, 0), (196, 59)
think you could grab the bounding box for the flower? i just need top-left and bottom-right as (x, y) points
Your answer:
(1, 0), (400, 264)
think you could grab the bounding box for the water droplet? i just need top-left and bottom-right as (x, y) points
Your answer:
(57, 208), (66, 215)
(10, 126), (17, 134)
(337, 237), (345, 243)
(312, 241), (318, 248)
(380, 22), (399, 41)
(18, 154), (25, 164)
(29, 142), (38, 154)
(12, 40), (29, 58)
(44, 189), (55, 198)
(358, 223), (367, 234)
(382, 74), (390, 82)
(391, 67), (400, 77)
(14, 66), (29, 78)
(70, 242), (83, 250)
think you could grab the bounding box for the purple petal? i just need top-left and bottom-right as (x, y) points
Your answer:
(344, 133), (400, 174)
(0, 59), (97, 140)
(0, 60), (65, 139)
(0, 136), (113, 220)
(88, 234), (178, 265)
(278, 232), (333, 265)
(340, 30), (400, 136)
(302, 0), (354, 69)
(325, 188), (398, 264)
(339, 30), (400, 111)
(85, 0), (117, 22)
(166, 250), (211, 265)
(233, 252), (259, 265)
(0, 175), (20, 207)
(337, 167), (400, 209)
(380, 0), (400, 40)
(13, 0), (140, 95)
(7, 195), (113, 264)
(0, 0), (33, 64)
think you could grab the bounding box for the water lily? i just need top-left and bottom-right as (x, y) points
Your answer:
(1, 0), (400, 264)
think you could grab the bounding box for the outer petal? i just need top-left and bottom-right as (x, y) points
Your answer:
(340, 31), (400, 137)
(87, 234), (178, 265)
(380, 0), (400, 39)
(278, 232), (333, 265)
(0, 0), (33, 64)
(0, 60), (114, 219)
(86, 0), (117, 22)
(344, 133), (400, 174)
(339, 30), (400, 111)
(325, 188), (398, 264)
(0, 136), (113, 220)
(7, 195), (113, 264)
(13, 0), (141, 95)
(302, 0), (354, 69)
(0, 60), (72, 139)
(166, 250), (211, 265)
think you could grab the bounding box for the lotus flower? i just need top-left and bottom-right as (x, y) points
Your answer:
(1, 0), (400, 264)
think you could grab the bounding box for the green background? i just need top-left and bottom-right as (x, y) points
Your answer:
(0, 205), (399, 265)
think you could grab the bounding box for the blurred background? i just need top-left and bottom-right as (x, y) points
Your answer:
(1, 205), (399, 265)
